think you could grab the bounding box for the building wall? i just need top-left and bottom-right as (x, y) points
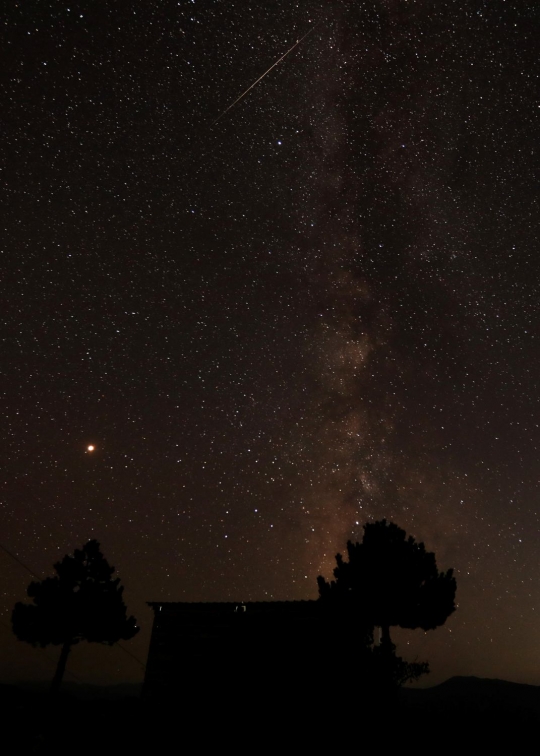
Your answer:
(143, 601), (328, 703)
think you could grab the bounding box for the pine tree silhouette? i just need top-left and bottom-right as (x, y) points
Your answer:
(12, 540), (139, 692)
(318, 519), (456, 649)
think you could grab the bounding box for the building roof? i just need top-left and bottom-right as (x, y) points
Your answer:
(147, 599), (319, 613)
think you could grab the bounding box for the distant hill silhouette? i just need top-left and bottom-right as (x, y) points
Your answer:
(399, 675), (540, 737)
(402, 675), (540, 714)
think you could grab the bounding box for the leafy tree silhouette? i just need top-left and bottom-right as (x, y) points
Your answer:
(318, 520), (456, 687)
(12, 540), (139, 692)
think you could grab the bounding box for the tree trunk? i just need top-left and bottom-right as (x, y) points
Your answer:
(50, 639), (72, 694)
(378, 624), (398, 700)
(381, 624), (392, 650)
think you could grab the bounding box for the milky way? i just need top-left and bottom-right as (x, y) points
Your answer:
(2, 1), (539, 686)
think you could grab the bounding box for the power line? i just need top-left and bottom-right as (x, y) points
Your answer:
(0, 541), (42, 580)
(116, 641), (146, 670)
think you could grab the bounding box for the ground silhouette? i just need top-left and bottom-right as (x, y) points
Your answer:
(2, 677), (539, 754)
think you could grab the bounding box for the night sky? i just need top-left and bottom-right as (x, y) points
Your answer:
(2, 0), (539, 687)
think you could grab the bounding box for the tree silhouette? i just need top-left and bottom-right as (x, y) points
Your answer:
(12, 540), (139, 692)
(318, 520), (456, 650)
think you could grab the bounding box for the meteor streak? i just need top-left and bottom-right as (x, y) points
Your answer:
(212, 21), (320, 125)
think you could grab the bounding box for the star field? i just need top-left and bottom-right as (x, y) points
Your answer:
(1, 1), (539, 686)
